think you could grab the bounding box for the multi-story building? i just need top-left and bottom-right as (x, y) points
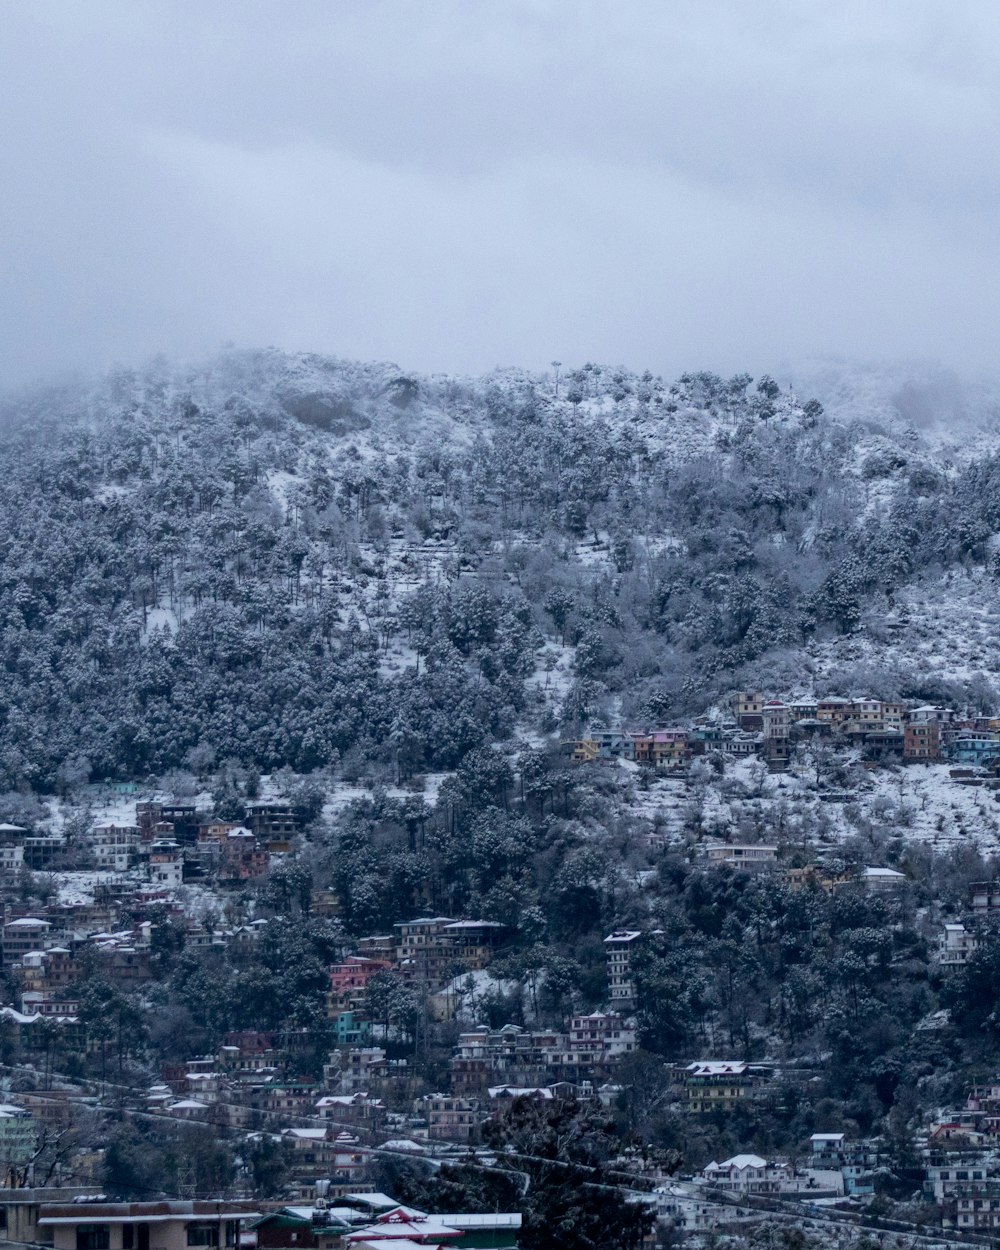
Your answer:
(604, 930), (642, 1006)
(276, 1129), (345, 1179)
(328, 957), (393, 1014)
(688, 725), (724, 754)
(418, 1093), (483, 1142)
(21, 991), (81, 1018)
(20, 947), (77, 993)
(448, 1024), (568, 1093)
(880, 700), (908, 729)
(22, 837), (65, 871)
(816, 698), (853, 727)
(89, 824), (140, 872)
(135, 802), (163, 836)
(2, 918), (56, 966)
(0, 824), (27, 878)
(573, 726), (630, 762)
(862, 729), (905, 761)
(38, 1200), (260, 1250)
(787, 698), (818, 722)
(761, 701), (790, 738)
(938, 923), (979, 969)
(439, 920), (507, 969)
(947, 732), (1000, 766)
(148, 841), (183, 889)
(924, 1151), (990, 1204)
(197, 821), (244, 845)
(703, 1154), (790, 1193)
(218, 832), (268, 883)
(393, 917), (458, 989)
(910, 705), (956, 726)
(629, 730), (690, 767)
(971, 882), (1000, 914)
(684, 1061), (761, 1113)
(706, 844), (778, 869)
(955, 1181), (1000, 1231)
(313, 1091), (385, 1130)
(851, 699), (884, 726)
(733, 692), (765, 730)
(904, 721), (940, 761)
(157, 805), (201, 843)
(247, 802), (298, 843)
(325, 1045), (386, 1091)
(327, 1012), (374, 1049)
(0, 1105), (38, 1182)
(808, 1133), (876, 1195)
(562, 738), (598, 764)
(567, 1013), (636, 1059)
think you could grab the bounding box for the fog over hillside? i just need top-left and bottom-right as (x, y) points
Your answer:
(2, 346), (1000, 793)
(787, 357), (1000, 441)
(7, 6), (1000, 1243)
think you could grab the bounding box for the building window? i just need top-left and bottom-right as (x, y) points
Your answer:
(76, 1227), (110, 1250)
(186, 1226), (220, 1247)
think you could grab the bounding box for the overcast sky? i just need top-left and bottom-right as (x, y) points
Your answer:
(3, 1), (1000, 387)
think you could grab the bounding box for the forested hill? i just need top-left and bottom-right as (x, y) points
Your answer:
(2, 347), (1000, 792)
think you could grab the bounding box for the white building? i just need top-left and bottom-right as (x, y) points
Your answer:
(761, 701), (790, 739)
(909, 705), (956, 725)
(938, 923), (979, 969)
(604, 930), (642, 1005)
(655, 1182), (744, 1234)
(863, 866), (907, 891)
(567, 1012), (636, 1058)
(706, 844), (778, 868)
(90, 822), (140, 871)
(148, 839), (183, 888)
(0, 824), (27, 878)
(703, 1154), (790, 1194)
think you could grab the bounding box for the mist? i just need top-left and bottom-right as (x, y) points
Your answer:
(3, 1), (1000, 387)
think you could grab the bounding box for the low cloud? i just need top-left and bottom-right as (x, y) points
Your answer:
(2, 1), (999, 385)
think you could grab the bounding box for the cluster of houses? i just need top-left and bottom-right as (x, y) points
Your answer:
(328, 916), (509, 1023)
(658, 1108), (1000, 1235)
(651, 1135), (878, 1234)
(905, 1074), (1000, 1232)
(5, 772), (999, 1242)
(701, 1133), (876, 1198)
(0, 902), (278, 1035)
(562, 692), (1000, 773)
(134, 1058), (1000, 1237)
(0, 799), (301, 885)
(0, 1192), (522, 1250)
(0, 798), (316, 1035)
(133, 1008), (639, 1149)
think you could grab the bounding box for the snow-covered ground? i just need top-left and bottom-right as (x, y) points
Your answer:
(815, 568), (1000, 684)
(51, 871), (123, 907)
(520, 640), (577, 742)
(320, 773), (449, 820)
(625, 753), (1000, 859)
(445, 968), (522, 1024)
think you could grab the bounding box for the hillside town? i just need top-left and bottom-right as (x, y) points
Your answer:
(10, 0), (1000, 1241)
(0, 729), (999, 1248)
(563, 692), (1000, 774)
